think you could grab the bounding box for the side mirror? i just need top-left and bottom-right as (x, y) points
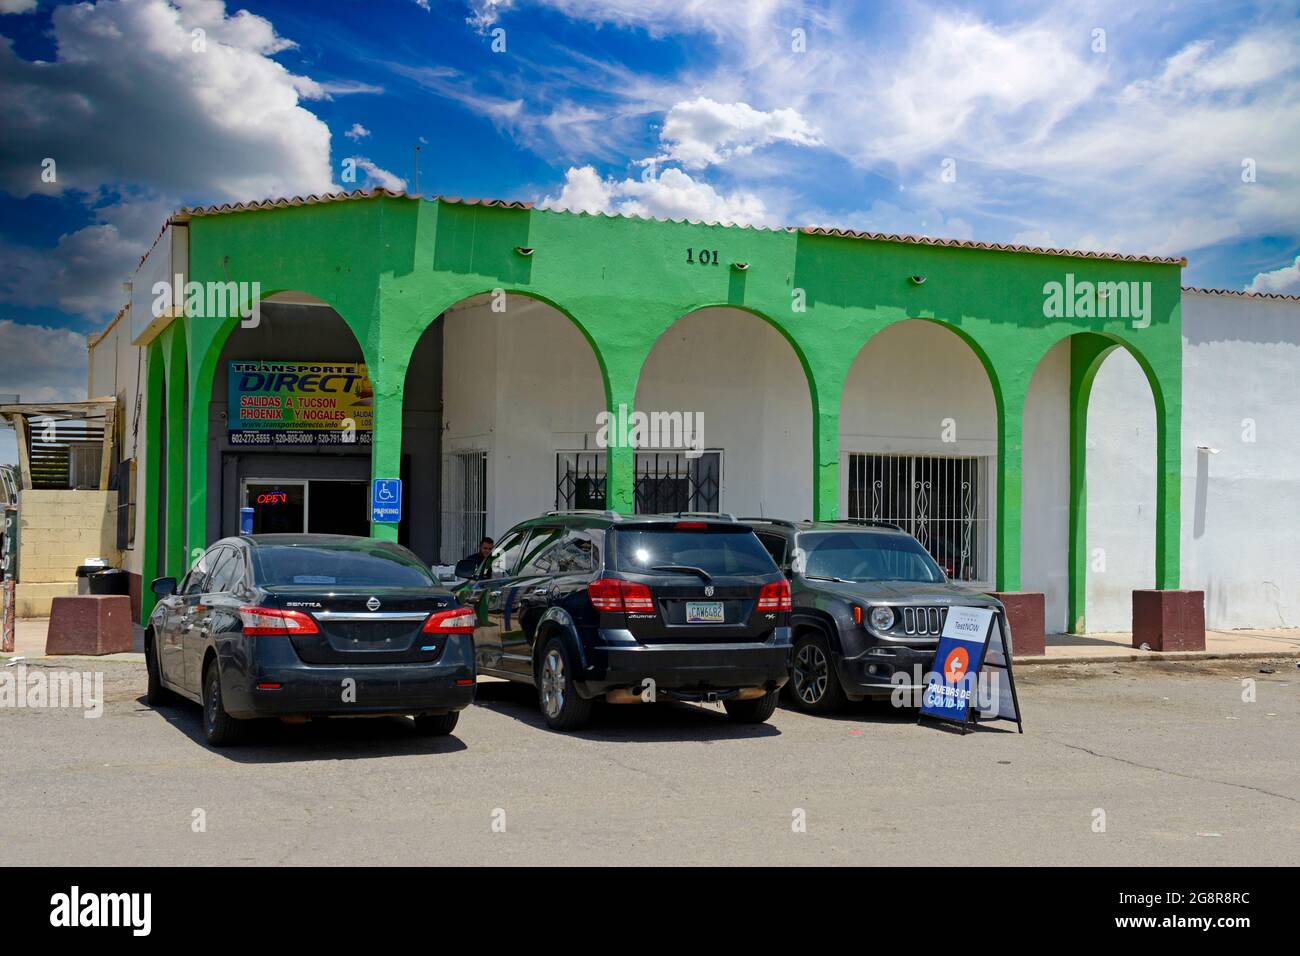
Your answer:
(454, 556), (483, 580)
(151, 576), (177, 597)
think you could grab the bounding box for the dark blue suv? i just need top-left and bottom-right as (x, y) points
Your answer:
(456, 512), (792, 730)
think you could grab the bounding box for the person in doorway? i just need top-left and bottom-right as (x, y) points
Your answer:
(454, 537), (493, 580)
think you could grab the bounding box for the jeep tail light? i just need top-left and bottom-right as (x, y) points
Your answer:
(757, 580), (792, 612)
(675, 521), (707, 529)
(588, 577), (655, 613)
(240, 606), (320, 636)
(422, 607), (476, 634)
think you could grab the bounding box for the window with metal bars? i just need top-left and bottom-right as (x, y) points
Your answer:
(555, 450), (722, 514)
(846, 453), (990, 585)
(440, 450), (488, 563)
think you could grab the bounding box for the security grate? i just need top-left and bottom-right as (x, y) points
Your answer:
(441, 450), (488, 564)
(847, 453), (990, 585)
(556, 451), (723, 514)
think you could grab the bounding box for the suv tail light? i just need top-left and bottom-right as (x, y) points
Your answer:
(422, 607), (476, 634)
(756, 580), (792, 612)
(239, 606), (320, 636)
(587, 577), (656, 613)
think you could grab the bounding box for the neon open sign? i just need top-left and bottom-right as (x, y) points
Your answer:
(256, 493), (289, 505)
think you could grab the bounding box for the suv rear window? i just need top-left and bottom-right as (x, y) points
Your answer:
(252, 543), (435, 588)
(613, 527), (777, 577)
(798, 531), (945, 583)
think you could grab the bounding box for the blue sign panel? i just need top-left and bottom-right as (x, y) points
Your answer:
(371, 478), (402, 524)
(920, 606), (995, 724)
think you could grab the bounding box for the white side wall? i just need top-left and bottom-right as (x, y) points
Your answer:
(1179, 292), (1300, 628)
(1085, 349), (1157, 631)
(1087, 291), (1300, 632)
(87, 306), (146, 578)
(1020, 339), (1070, 632)
(636, 307), (813, 520)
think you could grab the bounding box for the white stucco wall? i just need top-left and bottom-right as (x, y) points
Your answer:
(442, 295), (605, 545)
(1085, 348), (1157, 631)
(636, 307), (813, 520)
(1178, 292), (1300, 629)
(1020, 339), (1070, 632)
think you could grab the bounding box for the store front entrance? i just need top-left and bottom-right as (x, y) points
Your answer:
(242, 478), (369, 536)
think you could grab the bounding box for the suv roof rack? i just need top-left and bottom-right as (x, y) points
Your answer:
(737, 517), (800, 528)
(827, 518), (904, 531)
(545, 509), (623, 520)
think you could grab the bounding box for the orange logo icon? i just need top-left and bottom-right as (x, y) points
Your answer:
(943, 646), (970, 684)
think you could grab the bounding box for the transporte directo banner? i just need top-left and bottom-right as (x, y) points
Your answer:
(227, 361), (374, 446)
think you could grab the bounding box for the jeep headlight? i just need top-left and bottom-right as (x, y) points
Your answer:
(868, 606), (895, 631)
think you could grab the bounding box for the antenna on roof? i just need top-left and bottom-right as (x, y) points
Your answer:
(412, 144), (421, 196)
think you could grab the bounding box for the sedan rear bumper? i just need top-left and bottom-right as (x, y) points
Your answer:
(219, 634), (476, 719)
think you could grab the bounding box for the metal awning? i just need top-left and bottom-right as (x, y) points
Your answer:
(0, 399), (117, 491)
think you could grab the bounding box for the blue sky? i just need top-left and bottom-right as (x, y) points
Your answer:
(0, 0), (1298, 440)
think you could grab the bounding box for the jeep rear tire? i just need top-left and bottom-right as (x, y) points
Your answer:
(789, 631), (847, 713)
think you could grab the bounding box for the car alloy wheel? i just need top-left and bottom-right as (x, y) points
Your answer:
(793, 642), (829, 704)
(540, 648), (566, 719)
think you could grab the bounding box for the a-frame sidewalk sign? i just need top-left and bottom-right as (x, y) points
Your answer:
(918, 604), (1024, 735)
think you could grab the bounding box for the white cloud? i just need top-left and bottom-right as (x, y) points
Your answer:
(0, 196), (173, 319)
(542, 165), (776, 226)
(0, 0), (335, 201)
(1247, 257), (1300, 295)
(351, 158), (407, 192)
(344, 123), (371, 141)
(0, 0), (38, 14)
(650, 97), (820, 169)
(0, 320), (88, 405)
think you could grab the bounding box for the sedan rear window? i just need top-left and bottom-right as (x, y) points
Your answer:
(613, 528), (778, 577)
(252, 543), (435, 588)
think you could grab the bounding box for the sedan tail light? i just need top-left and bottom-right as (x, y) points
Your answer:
(239, 606), (320, 636)
(422, 607), (476, 634)
(587, 577), (655, 612)
(756, 580), (792, 612)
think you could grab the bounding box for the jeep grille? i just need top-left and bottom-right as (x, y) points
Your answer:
(901, 605), (947, 636)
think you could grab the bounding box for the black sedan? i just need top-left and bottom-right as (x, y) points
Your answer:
(147, 534), (476, 746)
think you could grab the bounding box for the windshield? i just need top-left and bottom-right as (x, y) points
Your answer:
(252, 543), (436, 588)
(798, 531), (945, 583)
(613, 528), (777, 577)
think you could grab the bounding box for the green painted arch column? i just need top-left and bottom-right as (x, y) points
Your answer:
(140, 340), (165, 619)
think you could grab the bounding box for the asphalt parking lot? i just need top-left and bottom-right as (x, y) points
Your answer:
(1, 657), (1296, 866)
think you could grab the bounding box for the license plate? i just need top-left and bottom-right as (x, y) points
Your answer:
(685, 601), (725, 623)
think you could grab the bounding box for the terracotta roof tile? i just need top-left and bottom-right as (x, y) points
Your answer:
(1183, 286), (1300, 303)
(153, 187), (1186, 266)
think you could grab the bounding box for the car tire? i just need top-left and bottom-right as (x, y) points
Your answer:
(144, 632), (171, 706)
(723, 688), (780, 723)
(789, 631), (847, 713)
(412, 711), (460, 736)
(201, 660), (245, 747)
(536, 637), (593, 731)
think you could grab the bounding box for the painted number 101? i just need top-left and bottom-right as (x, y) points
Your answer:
(686, 248), (720, 265)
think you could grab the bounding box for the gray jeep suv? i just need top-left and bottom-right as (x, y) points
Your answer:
(746, 519), (1005, 712)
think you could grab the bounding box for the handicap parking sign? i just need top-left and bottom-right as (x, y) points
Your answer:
(371, 478), (402, 524)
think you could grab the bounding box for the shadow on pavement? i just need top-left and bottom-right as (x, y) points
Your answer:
(472, 679), (782, 742)
(140, 695), (469, 763)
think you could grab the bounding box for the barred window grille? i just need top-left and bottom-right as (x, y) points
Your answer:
(555, 452), (607, 510)
(846, 453), (990, 585)
(441, 450), (488, 564)
(556, 451), (722, 514)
